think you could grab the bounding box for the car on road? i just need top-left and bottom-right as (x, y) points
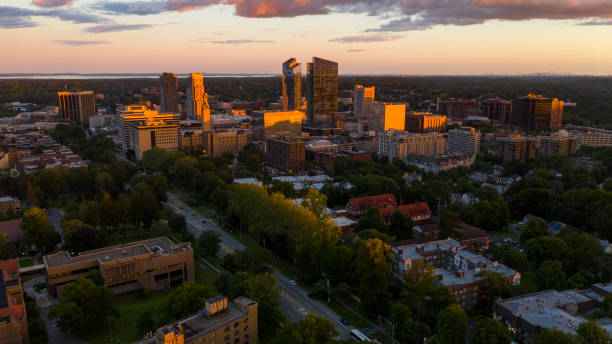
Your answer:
(341, 318), (349, 326)
(308, 293), (317, 300)
(179, 206), (184, 209)
(192, 213), (197, 216)
(288, 280), (297, 286)
(201, 220), (207, 224)
(297, 307), (307, 316)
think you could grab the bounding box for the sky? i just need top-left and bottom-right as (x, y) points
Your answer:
(1, 0), (612, 75)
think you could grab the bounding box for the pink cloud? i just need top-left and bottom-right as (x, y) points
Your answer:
(31, 0), (72, 8)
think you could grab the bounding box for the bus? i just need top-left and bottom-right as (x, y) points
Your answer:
(350, 329), (370, 342)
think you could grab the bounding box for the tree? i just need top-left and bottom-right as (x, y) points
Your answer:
(272, 314), (339, 344)
(358, 207), (385, 232)
(137, 310), (156, 336)
(48, 278), (117, 334)
(536, 260), (567, 290)
(24, 293), (48, 344)
(355, 238), (393, 316)
(404, 264), (435, 311)
(221, 247), (272, 274)
(168, 213), (186, 232)
(476, 271), (513, 308)
(270, 181), (298, 198)
(359, 228), (391, 243)
(198, 231), (222, 257)
(438, 210), (461, 239)
(436, 304), (467, 344)
(499, 246), (529, 273)
(21, 207), (60, 253)
(469, 318), (512, 344)
(391, 303), (422, 343)
(524, 236), (569, 266)
(520, 218), (549, 244)
(577, 320), (610, 344)
(242, 273), (282, 337)
(129, 182), (160, 228)
(389, 210), (413, 240)
(527, 329), (580, 344)
(164, 282), (215, 320)
(63, 219), (101, 253)
(301, 188), (328, 219)
(0, 232), (16, 260)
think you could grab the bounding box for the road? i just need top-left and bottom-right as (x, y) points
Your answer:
(166, 192), (354, 339)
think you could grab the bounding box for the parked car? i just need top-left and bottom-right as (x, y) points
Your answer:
(340, 319), (349, 325)
(288, 280), (297, 286)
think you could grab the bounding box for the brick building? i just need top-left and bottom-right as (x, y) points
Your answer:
(266, 137), (305, 172)
(0, 259), (28, 344)
(346, 194), (397, 218)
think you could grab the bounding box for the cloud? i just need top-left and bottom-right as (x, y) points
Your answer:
(84, 23), (153, 33)
(95, 0), (221, 15)
(347, 49), (365, 53)
(578, 19), (612, 25)
(53, 40), (110, 46)
(330, 34), (402, 43)
(0, 5), (102, 29)
(32, 0), (72, 8)
(208, 39), (275, 44)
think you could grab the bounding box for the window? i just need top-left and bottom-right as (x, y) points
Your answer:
(225, 327), (229, 332)
(234, 322), (239, 328)
(154, 273), (168, 282)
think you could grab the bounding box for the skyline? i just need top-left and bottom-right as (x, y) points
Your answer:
(1, 0), (612, 74)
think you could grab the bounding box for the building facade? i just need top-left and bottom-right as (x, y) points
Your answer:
(495, 135), (536, 162)
(43, 237), (194, 298)
(439, 98), (480, 119)
(207, 130), (249, 158)
(251, 111), (305, 141)
(306, 57), (338, 126)
(405, 112), (447, 133)
(481, 99), (512, 126)
(511, 94), (564, 132)
(369, 103), (406, 133)
(347, 194), (397, 218)
(447, 127), (481, 155)
(354, 85), (375, 117)
(0, 259), (28, 344)
(282, 58), (302, 111)
(129, 120), (180, 160)
(138, 296), (258, 344)
(160, 72), (179, 114)
(538, 133), (578, 156)
(266, 137), (305, 172)
(186, 73), (211, 129)
(57, 91), (95, 123)
(115, 105), (181, 152)
(378, 130), (447, 159)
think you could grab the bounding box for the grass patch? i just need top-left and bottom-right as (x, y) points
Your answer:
(80, 291), (170, 344)
(19, 258), (35, 268)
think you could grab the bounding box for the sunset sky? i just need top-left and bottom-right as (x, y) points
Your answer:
(1, 0), (612, 75)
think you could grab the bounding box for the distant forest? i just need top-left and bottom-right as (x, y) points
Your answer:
(1, 76), (611, 129)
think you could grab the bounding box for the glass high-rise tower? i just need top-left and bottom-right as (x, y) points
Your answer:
(186, 73), (211, 131)
(306, 57), (338, 127)
(282, 58), (302, 111)
(160, 72), (179, 114)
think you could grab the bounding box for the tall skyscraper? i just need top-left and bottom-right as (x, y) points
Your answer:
(57, 91), (96, 123)
(160, 72), (179, 114)
(282, 58), (302, 111)
(511, 94), (564, 132)
(186, 73), (211, 131)
(354, 85), (375, 116)
(306, 57), (338, 127)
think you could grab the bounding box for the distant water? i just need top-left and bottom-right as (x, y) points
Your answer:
(0, 74), (277, 80)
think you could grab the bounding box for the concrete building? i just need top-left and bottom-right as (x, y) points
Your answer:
(129, 120), (180, 160)
(57, 91), (95, 123)
(0, 197), (19, 217)
(186, 73), (211, 129)
(495, 135), (536, 162)
(447, 127), (481, 155)
(354, 85), (375, 117)
(0, 259), (28, 344)
(481, 99), (512, 127)
(266, 137), (305, 172)
(405, 112), (447, 133)
(306, 57), (338, 126)
(251, 111), (305, 141)
(160, 72), (179, 114)
(511, 94), (564, 132)
(43, 237), (194, 298)
(369, 103), (406, 133)
(88, 114), (114, 128)
(138, 296), (258, 344)
(115, 105), (181, 152)
(282, 58), (302, 111)
(439, 98), (480, 119)
(207, 130), (249, 158)
(378, 130), (447, 159)
(538, 132), (578, 156)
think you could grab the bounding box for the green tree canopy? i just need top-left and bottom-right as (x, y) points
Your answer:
(436, 304), (468, 344)
(468, 318), (512, 344)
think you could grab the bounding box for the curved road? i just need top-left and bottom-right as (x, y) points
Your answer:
(166, 192), (354, 339)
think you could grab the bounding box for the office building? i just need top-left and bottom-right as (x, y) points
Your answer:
(130, 120), (180, 160)
(481, 99), (512, 126)
(447, 127), (481, 155)
(511, 94), (564, 132)
(251, 111), (305, 140)
(405, 112), (447, 133)
(378, 130), (447, 159)
(57, 91), (96, 123)
(282, 58), (302, 111)
(495, 135), (536, 162)
(43, 237), (194, 298)
(369, 103), (406, 133)
(538, 132), (578, 156)
(354, 85), (375, 117)
(439, 98), (480, 119)
(0, 259), (28, 344)
(266, 137), (305, 172)
(115, 105), (181, 152)
(306, 57), (338, 126)
(160, 72), (179, 114)
(138, 296), (258, 344)
(207, 130), (249, 158)
(186, 73), (211, 130)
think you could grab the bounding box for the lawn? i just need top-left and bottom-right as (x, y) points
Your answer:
(80, 291), (170, 344)
(19, 257), (35, 268)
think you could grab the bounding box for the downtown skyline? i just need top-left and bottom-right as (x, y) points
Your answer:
(1, 0), (612, 75)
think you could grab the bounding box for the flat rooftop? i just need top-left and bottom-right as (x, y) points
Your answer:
(44, 237), (190, 269)
(392, 239), (462, 261)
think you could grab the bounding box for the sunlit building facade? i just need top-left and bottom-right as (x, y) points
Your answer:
(447, 126), (481, 155)
(160, 72), (179, 114)
(405, 112), (447, 133)
(282, 58), (302, 111)
(115, 105), (181, 152)
(495, 135), (536, 161)
(57, 91), (96, 123)
(369, 103), (406, 133)
(251, 111), (305, 140)
(186, 73), (211, 131)
(511, 94), (564, 132)
(130, 120), (180, 160)
(306, 57), (338, 126)
(354, 85), (375, 117)
(378, 130), (447, 159)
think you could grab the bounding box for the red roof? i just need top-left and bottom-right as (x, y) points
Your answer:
(397, 202), (432, 218)
(0, 219), (23, 244)
(348, 194), (397, 212)
(458, 222), (489, 241)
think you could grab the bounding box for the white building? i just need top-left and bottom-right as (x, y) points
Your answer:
(447, 126), (481, 155)
(354, 85), (375, 117)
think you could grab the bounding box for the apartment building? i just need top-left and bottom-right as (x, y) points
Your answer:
(447, 127), (481, 155)
(130, 120), (180, 160)
(43, 237), (194, 298)
(405, 112), (447, 133)
(378, 130), (447, 160)
(266, 136), (305, 172)
(538, 133), (578, 156)
(495, 135), (536, 162)
(0, 259), (28, 344)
